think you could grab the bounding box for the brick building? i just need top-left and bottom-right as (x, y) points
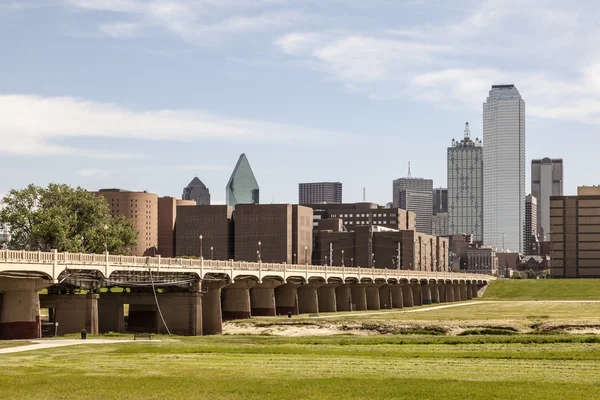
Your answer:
(174, 205), (234, 260)
(157, 197), (195, 257)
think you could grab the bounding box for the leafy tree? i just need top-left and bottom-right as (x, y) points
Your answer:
(0, 183), (136, 254)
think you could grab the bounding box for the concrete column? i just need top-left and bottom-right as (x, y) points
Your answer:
(0, 278), (50, 340)
(401, 284), (414, 307)
(154, 291), (202, 336)
(40, 293), (99, 336)
(421, 284), (432, 305)
(412, 282), (423, 306)
(366, 284), (381, 310)
(350, 285), (367, 311)
(86, 293), (99, 334)
(335, 284), (352, 312)
(453, 283), (461, 302)
(430, 283), (440, 304)
(222, 279), (256, 320)
(275, 284), (299, 315)
(471, 283), (479, 298)
(390, 285), (403, 309)
(317, 284), (337, 313)
(202, 281), (227, 335)
(445, 283), (455, 302)
(98, 293), (124, 333)
(438, 283), (447, 303)
(379, 285), (392, 309)
(460, 283), (468, 301)
(250, 279), (282, 316)
(297, 283), (322, 314)
(466, 283), (473, 300)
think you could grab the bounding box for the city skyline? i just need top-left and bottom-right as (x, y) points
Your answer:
(0, 1), (597, 207)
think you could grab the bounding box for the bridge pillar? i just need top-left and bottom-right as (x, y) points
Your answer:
(412, 282), (423, 306)
(465, 283), (473, 300)
(471, 283), (479, 298)
(98, 293), (125, 333)
(298, 283), (322, 314)
(0, 277), (51, 340)
(430, 283), (440, 304)
(222, 279), (256, 320)
(390, 285), (403, 309)
(401, 284), (414, 308)
(445, 283), (454, 302)
(379, 284), (392, 309)
(335, 284), (352, 311)
(275, 284), (299, 315)
(421, 283), (432, 305)
(438, 282), (447, 303)
(202, 281), (227, 335)
(453, 283), (461, 302)
(460, 282), (469, 301)
(40, 293), (99, 336)
(318, 284), (338, 313)
(350, 285), (367, 311)
(366, 284), (381, 310)
(250, 278), (282, 316)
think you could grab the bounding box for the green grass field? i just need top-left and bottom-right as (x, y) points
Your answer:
(481, 279), (600, 300)
(2, 335), (600, 399)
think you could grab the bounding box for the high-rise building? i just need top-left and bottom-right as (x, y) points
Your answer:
(393, 176), (433, 234)
(524, 195), (538, 255)
(431, 212), (449, 236)
(531, 158), (563, 240)
(226, 153), (259, 207)
(299, 182), (342, 205)
(433, 188), (448, 215)
(157, 197), (195, 258)
(95, 189), (158, 256)
(174, 205), (234, 259)
(448, 122), (484, 243)
(483, 84), (526, 252)
(182, 177), (211, 205)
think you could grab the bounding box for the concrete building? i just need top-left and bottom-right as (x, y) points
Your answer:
(531, 158), (563, 241)
(448, 122), (483, 243)
(318, 225), (449, 271)
(299, 182), (342, 205)
(182, 177), (211, 205)
(483, 84), (526, 253)
(393, 177), (433, 234)
(432, 212), (449, 236)
(95, 189), (158, 256)
(234, 204), (313, 264)
(157, 197), (195, 258)
(550, 190), (600, 278)
(174, 205), (233, 260)
(524, 195), (538, 255)
(226, 153), (259, 207)
(465, 247), (498, 275)
(433, 188), (448, 215)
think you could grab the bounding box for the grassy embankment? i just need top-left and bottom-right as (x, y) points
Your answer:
(2, 335), (600, 399)
(481, 278), (600, 300)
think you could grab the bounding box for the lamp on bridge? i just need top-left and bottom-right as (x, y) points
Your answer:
(103, 224), (108, 253)
(257, 241), (262, 263)
(304, 246), (308, 265)
(199, 235), (203, 259)
(210, 246), (214, 260)
(341, 250), (345, 267)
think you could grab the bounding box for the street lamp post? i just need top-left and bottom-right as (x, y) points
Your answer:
(372, 253), (375, 270)
(304, 246), (308, 265)
(103, 224), (108, 253)
(325, 255), (328, 266)
(351, 257), (354, 267)
(210, 246), (214, 260)
(293, 253), (296, 264)
(199, 235), (203, 259)
(257, 241), (262, 262)
(341, 250), (345, 267)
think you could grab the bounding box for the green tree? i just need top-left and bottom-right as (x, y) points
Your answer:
(0, 183), (137, 254)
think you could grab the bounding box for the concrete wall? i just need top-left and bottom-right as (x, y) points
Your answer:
(40, 293), (98, 335)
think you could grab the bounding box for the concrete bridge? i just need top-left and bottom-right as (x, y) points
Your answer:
(0, 250), (494, 339)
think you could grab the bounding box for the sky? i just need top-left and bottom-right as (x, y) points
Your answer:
(1, 0), (599, 205)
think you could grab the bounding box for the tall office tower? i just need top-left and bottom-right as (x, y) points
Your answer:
(433, 188), (448, 215)
(182, 177), (211, 205)
(483, 84), (526, 252)
(299, 182), (342, 205)
(393, 173), (433, 234)
(448, 122), (484, 243)
(531, 158), (563, 241)
(226, 153), (259, 207)
(524, 195), (538, 255)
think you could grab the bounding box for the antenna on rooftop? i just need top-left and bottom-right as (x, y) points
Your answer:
(464, 122), (470, 140)
(363, 187), (366, 202)
(407, 161), (412, 178)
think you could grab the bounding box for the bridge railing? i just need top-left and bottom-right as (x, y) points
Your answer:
(0, 249), (493, 281)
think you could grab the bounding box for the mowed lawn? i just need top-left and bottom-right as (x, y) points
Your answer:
(481, 279), (600, 300)
(2, 336), (600, 399)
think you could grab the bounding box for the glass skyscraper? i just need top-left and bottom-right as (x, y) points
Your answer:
(448, 122), (483, 243)
(483, 84), (526, 252)
(226, 153), (259, 207)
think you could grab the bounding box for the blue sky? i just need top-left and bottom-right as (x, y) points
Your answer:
(1, 0), (598, 204)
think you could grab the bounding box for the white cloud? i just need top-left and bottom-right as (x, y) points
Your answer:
(78, 168), (114, 180)
(0, 93), (342, 157)
(175, 164), (231, 171)
(273, 0), (600, 124)
(99, 22), (143, 37)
